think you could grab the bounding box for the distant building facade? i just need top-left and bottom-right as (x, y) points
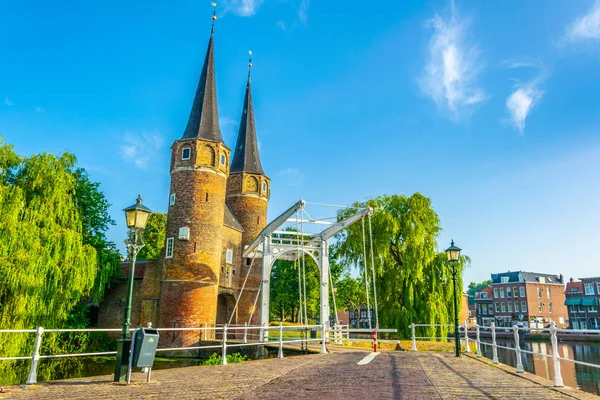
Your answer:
(489, 271), (567, 328)
(474, 285), (494, 326)
(564, 277), (600, 329)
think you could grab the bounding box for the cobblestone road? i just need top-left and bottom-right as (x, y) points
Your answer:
(2, 351), (596, 399)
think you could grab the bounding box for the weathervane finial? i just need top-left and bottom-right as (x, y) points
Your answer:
(211, 2), (217, 37)
(248, 50), (253, 79)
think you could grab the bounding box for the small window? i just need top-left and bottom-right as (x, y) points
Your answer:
(182, 147), (191, 160)
(166, 238), (174, 258)
(169, 193), (176, 206)
(480, 292), (487, 299)
(501, 276), (509, 283)
(226, 248), (233, 264)
(501, 302), (506, 312)
(500, 288), (505, 298)
(246, 258), (251, 266)
(493, 288), (498, 299)
(495, 303), (500, 312)
(179, 227), (190, 240)
(513, 287), (518, 297)
(584, 283), (595, 295)
(262, 182), (267, 192)
(520, 287), (526, 297)
(549, 302), (553, 313)
(521, 301), (527, 312)
(538, 302), (543, 313)
(514, 301), (519, 313)
(220, 153), (226, 165)
(508, 302), (513, 312)
(507, 287), (512, 298)
(597, 282), (600, 293)
(547, 287), (551, 299)
(537, 288), (542, 298)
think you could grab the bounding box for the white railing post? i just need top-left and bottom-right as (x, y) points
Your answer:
(203, 322), (207, 341)
(320, 322), (328, 354)
(260, 325), (265, 344)
(491, 323), (499, 364)
(475, 324), (482, 358)
(278, 322), (284, 359)
(26, 326), (44, 385)
(464, 321), (471, 353)
(550, 321), (564, 387)
(410, 323), (417, 351)
(243, 322), (248, 344)
(222, 324), (228, 365)
(513, 325), (524, 373)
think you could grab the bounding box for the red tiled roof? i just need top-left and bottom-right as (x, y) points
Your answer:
(475, 285), (493, 300)
(565, 281), (583, 294)
(120, 261), (148, 280)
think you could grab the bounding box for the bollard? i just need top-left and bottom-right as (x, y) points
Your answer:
(513, 325), (524, 373)
(278, 322), (284, 359)
(410, 323), (417, 351)
(243, 322), (248, 344)
(373, 329), (378, 353)
(550, 322), (564, 387)
(475, 324), (482, 358)
(320, 322), (328, 354)
(222, 324), (228, 365)
(26, 327), (44, 385)
(464, 322), (471, 353)
(491, 323), (499, 364)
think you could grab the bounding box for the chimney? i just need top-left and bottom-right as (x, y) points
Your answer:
(559, 274), (564, 283)
(569, 277), (574, 283)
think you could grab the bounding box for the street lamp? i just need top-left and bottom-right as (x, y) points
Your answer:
(114, 194), (152, 383)
(445, 240), (462, 358)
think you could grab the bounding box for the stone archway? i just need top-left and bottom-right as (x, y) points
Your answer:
(216, 293), (236, 326)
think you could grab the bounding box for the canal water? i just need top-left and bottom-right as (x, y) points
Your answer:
(478, 338), (600, 396)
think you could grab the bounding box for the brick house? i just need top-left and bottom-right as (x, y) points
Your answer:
(99, 23), (270, 345)
(564, 277), (600, 329)
(490, 271), (568, 328)
(474, 286), (494, 326)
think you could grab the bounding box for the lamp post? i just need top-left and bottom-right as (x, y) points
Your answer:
(114, 194), (152, 383)
(445, 240), (462, 358)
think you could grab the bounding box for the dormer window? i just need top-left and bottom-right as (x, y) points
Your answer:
(220, 154), (226, 165)
(501, 276), (509, 283)
(182, 147), (191, 160)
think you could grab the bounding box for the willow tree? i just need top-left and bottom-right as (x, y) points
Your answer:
(335, 193), (468, 340)
(0, 140), (105, 372)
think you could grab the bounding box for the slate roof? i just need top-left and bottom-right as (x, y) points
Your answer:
(120, 260), (148, 280)
(224, 202), (244, 232)
(491, 271), (564, 284)
(230, 74), (264, 175)
(181, 32), (223, 143)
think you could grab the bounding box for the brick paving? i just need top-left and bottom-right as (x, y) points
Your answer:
(2, 351), (596, 400)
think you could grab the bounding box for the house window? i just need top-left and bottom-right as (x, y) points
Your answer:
(226, 249), (233, 264)
(590, 304), (598, 313)
(571, 287), (579, 292)
(246, 258), (251, 266)
(178, 227), (190, 240)
(482, 304), (488, 315)
(500, 288), (505, 298)
(538, 302), (543, 313)
(166, 237), (174, 258)
(493, 288), (498, 299)
(521, 301), (527, 312)
(182, 147), (191, 160)
(520, 287), (526, 297)
(513, 287), (518, 297)
(508, 302), (513, 312)
(514, 302), (519, 313)
(169, 193), (176, 206)
(596, 282), (600, 294)
(495, 303), (500, 313)
(262, 182), (267, 192)
(220, 153), (226, 165)
(539, 276), (546, 284)
(480, 292), (488, 299)
(537, 288), (542, 298)
(507, 287), (512, 298)
(549, 302), (553, 313)
(547, 288), (551, 298)
(501, 276), (509, 283)
(501, 302), (506, 312)
(584, 283), (595, 295)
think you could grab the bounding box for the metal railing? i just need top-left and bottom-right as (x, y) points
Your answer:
(0, 323), (397, 385)
(409, 321), (600, 388)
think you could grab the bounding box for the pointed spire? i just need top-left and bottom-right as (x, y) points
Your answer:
(181, 6), (222, 142)
(231, 52), (264, 175)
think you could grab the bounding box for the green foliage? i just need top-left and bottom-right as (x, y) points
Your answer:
(0, 138), (120, 383)
(137, 212), (167, 260)
(467, 280), (492, 304)
(335, 193), (470, 340)
(335, 273), (367, 321)
(202, 352), (248, 365)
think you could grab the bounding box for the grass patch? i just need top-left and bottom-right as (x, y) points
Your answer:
(202, 352), (248, 365)
(338, 340), (469, 353)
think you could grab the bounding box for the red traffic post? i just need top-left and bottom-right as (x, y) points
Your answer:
(373, 329), (377, 352)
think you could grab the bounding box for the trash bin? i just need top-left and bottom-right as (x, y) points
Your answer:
(132, 328), (159, 368)
(310, 329), (317, 339)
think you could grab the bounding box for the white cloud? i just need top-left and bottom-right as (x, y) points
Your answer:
(223, 0), (264, 17)
(278, 168), (304, 187)
(34, 106), (44, 112)
(119, 131), (164, 169)
(298, 0), (310, 24)
(505, 81), (544, 133)
(276, 20), (286, 31)
(4, 97), (14, 106)
(419, 2), (486, 120)
(565, 2), (600, 42)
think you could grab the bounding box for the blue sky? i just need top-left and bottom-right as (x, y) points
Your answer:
(2, 0), (600, 288)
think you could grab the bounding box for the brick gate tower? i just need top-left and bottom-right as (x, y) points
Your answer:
(227, 66), (270, 326)
(159, 25), (231, 345)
